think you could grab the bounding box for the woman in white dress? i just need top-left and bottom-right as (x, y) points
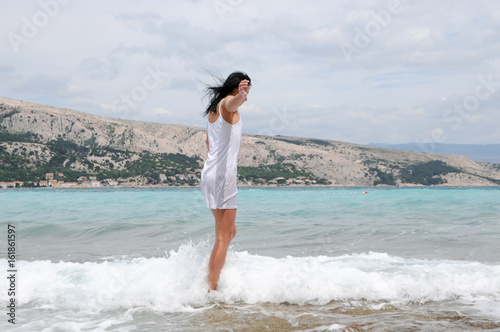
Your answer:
(201, 72), (251, 290)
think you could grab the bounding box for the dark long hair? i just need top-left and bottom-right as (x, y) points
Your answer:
(203, 71), (251, 116)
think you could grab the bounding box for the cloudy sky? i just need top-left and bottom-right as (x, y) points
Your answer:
(1, 0), (499, 146)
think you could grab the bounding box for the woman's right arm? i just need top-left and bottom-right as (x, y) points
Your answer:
(223, 80), (250, 113)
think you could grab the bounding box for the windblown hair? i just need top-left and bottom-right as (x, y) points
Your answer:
(203, 71), (251, 116)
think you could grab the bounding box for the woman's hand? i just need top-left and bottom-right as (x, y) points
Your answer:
(238, 79), (250, 97)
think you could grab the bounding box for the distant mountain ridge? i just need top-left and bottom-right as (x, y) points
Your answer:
(1, 96), (499, 186)
(369, 143), (500, 163)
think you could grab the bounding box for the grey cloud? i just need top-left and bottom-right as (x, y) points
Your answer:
(14, 74), (72, 95)
(79, 57), (120, 80)
(0, 64), (15, 75)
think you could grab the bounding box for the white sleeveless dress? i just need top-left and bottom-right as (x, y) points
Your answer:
(201, 100), (242, 209)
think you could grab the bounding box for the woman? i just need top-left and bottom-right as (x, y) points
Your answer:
(201, 71), (251, 290)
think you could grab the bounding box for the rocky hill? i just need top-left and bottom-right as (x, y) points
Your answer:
(370, 143), (500, 163)
(1, 96), (499, 186)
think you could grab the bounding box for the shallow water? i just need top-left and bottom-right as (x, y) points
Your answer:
(1, 187), (499, 331)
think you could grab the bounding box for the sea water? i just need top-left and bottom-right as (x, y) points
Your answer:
(0, 187), (499, 331)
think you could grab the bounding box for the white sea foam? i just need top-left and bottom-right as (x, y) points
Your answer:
(1, 241), (499, 317)
(304, 324), (346, 331)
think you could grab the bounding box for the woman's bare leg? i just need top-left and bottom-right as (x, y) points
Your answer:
(208, 208), (237, 290)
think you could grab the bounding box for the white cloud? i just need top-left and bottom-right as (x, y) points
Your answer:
(152, 107), (172, 116)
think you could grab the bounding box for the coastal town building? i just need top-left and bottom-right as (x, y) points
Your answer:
(0, 181), (23, 188)
(273, 177), (286, 184)
(60, 182), (78, 188)
(106, 179), (118, 186)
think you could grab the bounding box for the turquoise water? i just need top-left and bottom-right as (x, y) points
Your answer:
(1, 187), (499, 331)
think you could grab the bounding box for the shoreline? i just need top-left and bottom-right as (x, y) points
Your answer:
(1, 183), (499, 190)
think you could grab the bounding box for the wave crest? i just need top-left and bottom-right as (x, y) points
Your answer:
(1, 241), (499, 313)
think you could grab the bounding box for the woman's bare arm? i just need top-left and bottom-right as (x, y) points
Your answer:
(222, 80), (250, 113)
